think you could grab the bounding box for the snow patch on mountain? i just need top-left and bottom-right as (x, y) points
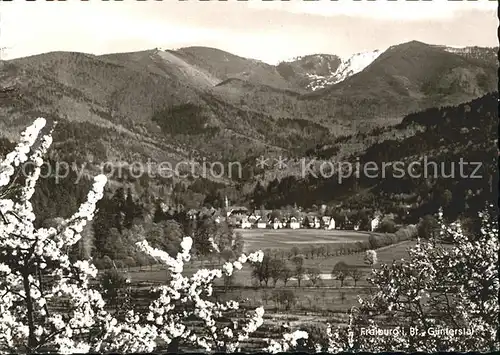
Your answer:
(282, 54), (325, 63)
(333, 50), (383, 83)
(282, 55), (304, 63)
(306, 49), (383, 91)
(155, 50), (220, 86)
(443, 46), (475, 55)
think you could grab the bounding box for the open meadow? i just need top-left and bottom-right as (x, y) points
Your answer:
(234, 228), (372, 252)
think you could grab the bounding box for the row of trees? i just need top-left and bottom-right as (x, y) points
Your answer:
(249, 251), (376, 289)
(331, 262), (364, 287)
(251, 255), (295, 287)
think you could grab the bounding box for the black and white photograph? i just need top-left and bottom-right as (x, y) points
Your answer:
(0, 0), (498, 353)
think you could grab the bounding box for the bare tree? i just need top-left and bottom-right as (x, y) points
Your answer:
(251, 254), (271, 287)
(276, 289), (296, 311)
(269, 258), (285, 287)
(291, 254), (305, 287)
(279, 266), (294, 287)
(332, 261), (350, 288)
(350, 268), (363, 287)
(295, 265), (305, 288)
(307, 267), (322, 286)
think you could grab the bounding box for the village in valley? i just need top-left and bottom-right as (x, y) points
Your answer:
(128, 190), (424, 351)
(160, 196), (385, 232)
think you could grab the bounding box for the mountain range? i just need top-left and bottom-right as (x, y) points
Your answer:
(0, 40), (497, 206)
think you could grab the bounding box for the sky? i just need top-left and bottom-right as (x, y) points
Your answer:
(0, 0), (497, 64)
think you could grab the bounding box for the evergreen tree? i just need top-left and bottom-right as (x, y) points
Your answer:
(93, 197), (114, 258)
(111, 187), (126, 233)
(153, 203), (167, 223)
(124, 187), (142, 229)
(252, 181), (266, 208)
(203, 188), (220, 208)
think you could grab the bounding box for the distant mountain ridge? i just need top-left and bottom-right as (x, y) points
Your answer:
(280, 44), (497, 92)
(302, 41), (497, 123)
(304, 49), (383, 90)
(0, 41), (496, 192)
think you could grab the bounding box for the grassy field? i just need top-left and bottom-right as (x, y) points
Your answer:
(125, 240), (417, 287)
(235, 228), (371, 252)
(311, 239), (416, 269)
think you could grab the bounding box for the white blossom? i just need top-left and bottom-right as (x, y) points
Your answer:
(0, 119), (123, 353)
(266, 329), (309, 353)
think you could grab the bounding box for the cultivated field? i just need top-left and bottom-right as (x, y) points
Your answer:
(234, 228), (372, 252)
(312, 239), (416, 269)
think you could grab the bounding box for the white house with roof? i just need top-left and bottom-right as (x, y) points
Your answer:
(247, 211), (260, 224)
(307, 215), (321, 229)
(227, 206), (249, 218)
(270, 217), (283, 230)
(288, 216), (301, 229)
(321, 216), (336, 230)
(240, 216), (252, 229)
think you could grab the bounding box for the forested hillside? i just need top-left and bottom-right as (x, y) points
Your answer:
(249, 92), (498, 222)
